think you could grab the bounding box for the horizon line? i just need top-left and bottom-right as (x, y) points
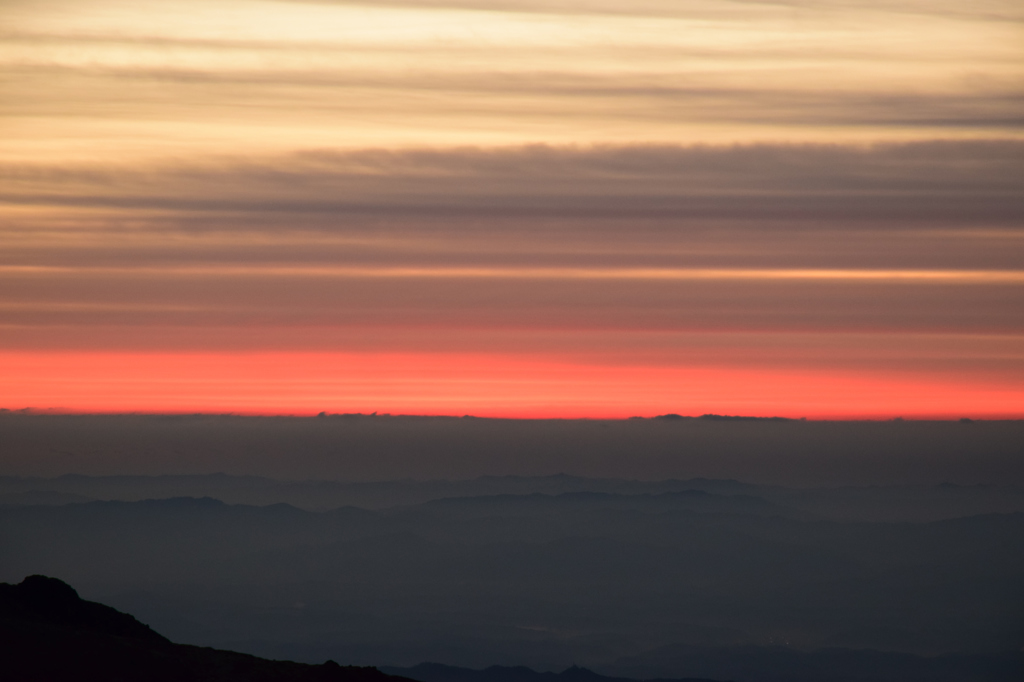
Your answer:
(0, 408), (1012, 423)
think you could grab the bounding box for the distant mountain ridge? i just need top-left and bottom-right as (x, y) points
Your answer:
(381, 663), (721, 682)
(384, 655), (1024, 682)
(4, 489), (1024, 680)
(3, 472), (1023, 522)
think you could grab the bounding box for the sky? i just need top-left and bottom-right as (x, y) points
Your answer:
(1, 0), (1022, 418)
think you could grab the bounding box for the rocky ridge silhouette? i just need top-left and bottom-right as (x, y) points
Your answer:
(0, 575), (407, 681)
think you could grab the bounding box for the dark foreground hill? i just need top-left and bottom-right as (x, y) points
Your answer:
(0, 575), (407, 682)
(1, 575), (1021, 682)
(0, 575), (724, 682)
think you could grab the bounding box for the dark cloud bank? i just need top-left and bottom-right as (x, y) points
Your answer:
(2, 412), (1023, 485)
(4, 140), (1023, 221)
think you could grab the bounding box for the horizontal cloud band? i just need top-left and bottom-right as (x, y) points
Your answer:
(4, 264), (1023, 284)
(2, 141), (1022, 223)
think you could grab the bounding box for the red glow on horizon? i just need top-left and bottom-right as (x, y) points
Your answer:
(1, 351), (1021, 420)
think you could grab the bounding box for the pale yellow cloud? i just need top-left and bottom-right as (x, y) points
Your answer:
(2, 0), (1021, 163)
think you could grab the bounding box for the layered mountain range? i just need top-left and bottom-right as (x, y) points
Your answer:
(2, 474), (1022, 681)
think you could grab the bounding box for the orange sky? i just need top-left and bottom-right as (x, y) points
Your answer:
(1, 1), (1022, 418)
(3, 351), (1022, 420)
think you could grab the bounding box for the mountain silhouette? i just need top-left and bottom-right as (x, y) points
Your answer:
(0, 575), (410, 681)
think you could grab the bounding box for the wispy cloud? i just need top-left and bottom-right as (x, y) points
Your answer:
(3, 0), (1022, 163)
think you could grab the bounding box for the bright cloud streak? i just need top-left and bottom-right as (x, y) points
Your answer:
(3, 264), (1024, 284)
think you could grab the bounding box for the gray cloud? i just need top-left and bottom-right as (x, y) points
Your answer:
(2, 140), (1022, 221)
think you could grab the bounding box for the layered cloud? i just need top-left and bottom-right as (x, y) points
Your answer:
(0, 0), (1021, 416)
(3, 0), (1022, 162)
(4, 140), (1022, 217)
